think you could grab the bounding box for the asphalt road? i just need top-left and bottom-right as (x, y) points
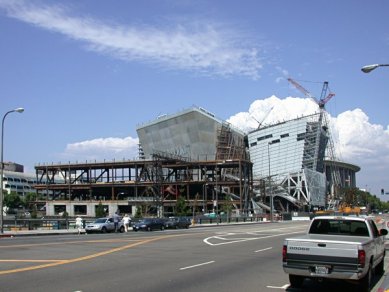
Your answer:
(0, 221), (386, 292)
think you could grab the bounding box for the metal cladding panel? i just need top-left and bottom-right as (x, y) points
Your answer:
(248, 118), (308, 178)
(305, 168), (326, 206)
(137, 110), (220, 160)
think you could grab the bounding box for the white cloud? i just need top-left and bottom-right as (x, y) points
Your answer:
(0, 0), (263, 79)
(227, 95), (318, 133)
(61, 136), (139, 162)
(227, 96), (389, 196)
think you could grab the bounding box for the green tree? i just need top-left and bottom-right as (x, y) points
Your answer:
(175, 196), (189, 216)
(134, 205), (144, 218)
(95, 202), (106, 218)
(221, 194), (234, 217)
(23, 192), (36, 210)
(3, 192), (22, 209)
(30, 204), (38, 219)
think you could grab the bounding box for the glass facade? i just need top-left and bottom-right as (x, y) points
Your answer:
(248, 113), (327, 207)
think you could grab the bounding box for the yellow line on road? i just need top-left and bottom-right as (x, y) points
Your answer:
(0, 238), (143, 249)
(0, 234), (176, 275)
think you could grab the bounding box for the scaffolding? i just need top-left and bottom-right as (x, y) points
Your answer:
(34, 157), (253, 217)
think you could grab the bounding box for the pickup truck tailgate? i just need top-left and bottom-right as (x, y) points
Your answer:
(284, 234), (370, 277)
(287, 234), (363, 257)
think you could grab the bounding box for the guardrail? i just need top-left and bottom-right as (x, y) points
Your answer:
(2, 218), (95, 231)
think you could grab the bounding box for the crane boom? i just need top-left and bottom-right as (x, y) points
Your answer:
(257, 106), (274, 129)
(287, 77), (335, 109)
(287, 78), (318, 104)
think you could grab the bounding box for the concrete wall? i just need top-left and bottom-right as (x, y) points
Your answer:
(45, 201), (135, 217)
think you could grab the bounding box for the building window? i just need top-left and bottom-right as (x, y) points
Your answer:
(257, 134), (273, 141)
(54, 205), (66, 215)
(74, 205), (87, 215)
(250, 142), (257, 147)
(280, 133), (289, 138)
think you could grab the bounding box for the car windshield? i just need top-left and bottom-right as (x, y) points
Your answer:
(95, 218), (107, 223)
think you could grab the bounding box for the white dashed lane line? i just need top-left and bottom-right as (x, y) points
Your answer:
(254, 247), (273, 253)
(179, 261), (215, 271)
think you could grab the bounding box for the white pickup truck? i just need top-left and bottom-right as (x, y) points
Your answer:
(283, 216), (388, 291)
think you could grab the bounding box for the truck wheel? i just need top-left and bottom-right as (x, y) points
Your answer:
(359, 265), (372, 292)
(289, 274), (304, 288)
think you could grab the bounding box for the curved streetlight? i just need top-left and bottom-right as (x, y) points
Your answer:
(0, 107), (24, 233)
(361, 64), (389, 73)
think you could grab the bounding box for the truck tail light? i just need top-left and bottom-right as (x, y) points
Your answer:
(358, 250), (366, 268)
(282, 245), (287, 262)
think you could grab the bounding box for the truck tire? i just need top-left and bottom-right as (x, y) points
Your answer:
(359, 264), (372, 292)
(289, 274), (304, 288)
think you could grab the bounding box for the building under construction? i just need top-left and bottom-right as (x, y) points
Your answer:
(34, 105), (359, 217)
(35, 107), (253, 217)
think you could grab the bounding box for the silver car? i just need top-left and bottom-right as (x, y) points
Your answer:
(85, 217), (124, 234)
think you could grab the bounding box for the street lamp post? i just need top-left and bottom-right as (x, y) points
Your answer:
(361, 64), (389, 73)
(267, 142), (274, 223)
(0, 107), (24, 233)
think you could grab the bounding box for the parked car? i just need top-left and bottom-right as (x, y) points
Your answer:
(133, 218), (165, 231)
(85, 217), (124, 234)
(164, 217), (191, 229)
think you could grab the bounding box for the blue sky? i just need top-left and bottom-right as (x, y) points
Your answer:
(1, 0), (388, 198)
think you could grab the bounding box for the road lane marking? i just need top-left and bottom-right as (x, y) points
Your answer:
(0, 234), (180, 275)
(179, 261), (215, 270)
(0, 238), (143, 249)
(266, 284), (290, 289)
(254, 247), (273, 253)
(204, 230), (304, 246)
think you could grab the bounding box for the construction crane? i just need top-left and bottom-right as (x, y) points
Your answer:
(250, 106), (274, 130)
(256, 106), (274, 129)
(287, 78), (335, 109)
(287, 77), (341, 208)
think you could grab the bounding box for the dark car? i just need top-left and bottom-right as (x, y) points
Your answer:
(164, 217), (191, 229)
(133, 218), (165, 231)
